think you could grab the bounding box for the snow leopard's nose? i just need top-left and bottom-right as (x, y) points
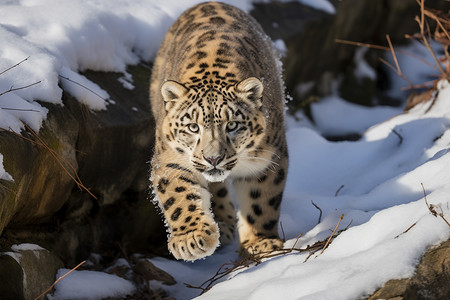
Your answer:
(203, 154), (224, 167)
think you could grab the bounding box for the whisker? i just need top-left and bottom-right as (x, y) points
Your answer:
(253, 149), (281, 160)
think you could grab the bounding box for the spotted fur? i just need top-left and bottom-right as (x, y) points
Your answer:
(150, 1), (288, 261)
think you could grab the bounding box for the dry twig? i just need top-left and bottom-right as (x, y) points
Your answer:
(0, 81), (42, 97)
(311, 200), (323, 224)
(378, 34), (414, 86)
(336, 0), (450, 94)
(280, 222), (286, 241)
(415, 0), (449, 80)
(0, 56), (42, 98)
(187, 216), (348, 296)
(319, 214), (344, 255)
(335, 184), (344, 197)
(335, 39), (438, 70)
(421, 182), (450, 227)
(59, 75), (109, 101)
(33, 260), (86, 300)
(387, 34), (404, 78)
(391, 128), (404, 145)
(0, 107), (41, 112)
(394, 221), (418, 239)
(0, 56), (30, 76)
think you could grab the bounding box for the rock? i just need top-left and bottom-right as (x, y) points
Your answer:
(0, 62), (165, 266)
(0, 104), (79, 231)
(368, 239), (450, 300)
(0, 254), (24, 300)
(133, 259), (176, 286)
(404, 238), (450, 299)
(70, 64), (155, 206)
(0, 244), (63, 300)
(0, 62), (155, 230)
(368, 279), (410, 300)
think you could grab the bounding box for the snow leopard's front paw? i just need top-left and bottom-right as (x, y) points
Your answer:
(168, 222), (220, 261)
(241, 237), (284, 258)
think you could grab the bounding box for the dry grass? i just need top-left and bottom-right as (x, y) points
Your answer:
(336, 0), (450, 93)
(1, 123), (97, 199)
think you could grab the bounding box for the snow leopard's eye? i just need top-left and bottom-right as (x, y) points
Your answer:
(187, 123), (199, 133)
(226, 121), (239, 132)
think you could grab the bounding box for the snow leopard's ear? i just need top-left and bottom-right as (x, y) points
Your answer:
(161, 80), (189, 111)
(235, 77), (263, 107)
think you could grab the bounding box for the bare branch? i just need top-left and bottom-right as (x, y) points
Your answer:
(59, 75), (108, 101)
(319, 214), (344, 255)
(289, 232), (304, 252)
(0, 56), (30, 76)
(335, 39), (389, 51)
(394, 221), (418, 239)
(280, 221), (286, 241)
(421, 182), (450, 227)
(0, 81), (42, 97)
(33, 260), (86, 300)
(336, 38), (438, 70)
(416, 0), (449, 79)
(1, 107), (41, 112)
(335, 184), (344, 197)
(391, 128), (403, 145)
(386, 34), (402, 76)
(186, 220), (348, 296)
(311, 200), (323, 224)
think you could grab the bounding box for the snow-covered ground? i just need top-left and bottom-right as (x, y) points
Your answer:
(1, 1), (449, 300)
(310, 95), (401, 136)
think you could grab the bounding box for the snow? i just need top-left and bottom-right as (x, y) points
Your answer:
(311, 95), (402, 136)
(59, 66), (109, 110)
(354, 47), (376, 80)
(48, 269), (136, 300)
(118, 72), (135, 90)
(273, 39), (288, 57)
(0, 1), (449, 299)
(0, 154), (13, 181)
(11, 243), (45, 251)
(297, 0), (335, 14)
